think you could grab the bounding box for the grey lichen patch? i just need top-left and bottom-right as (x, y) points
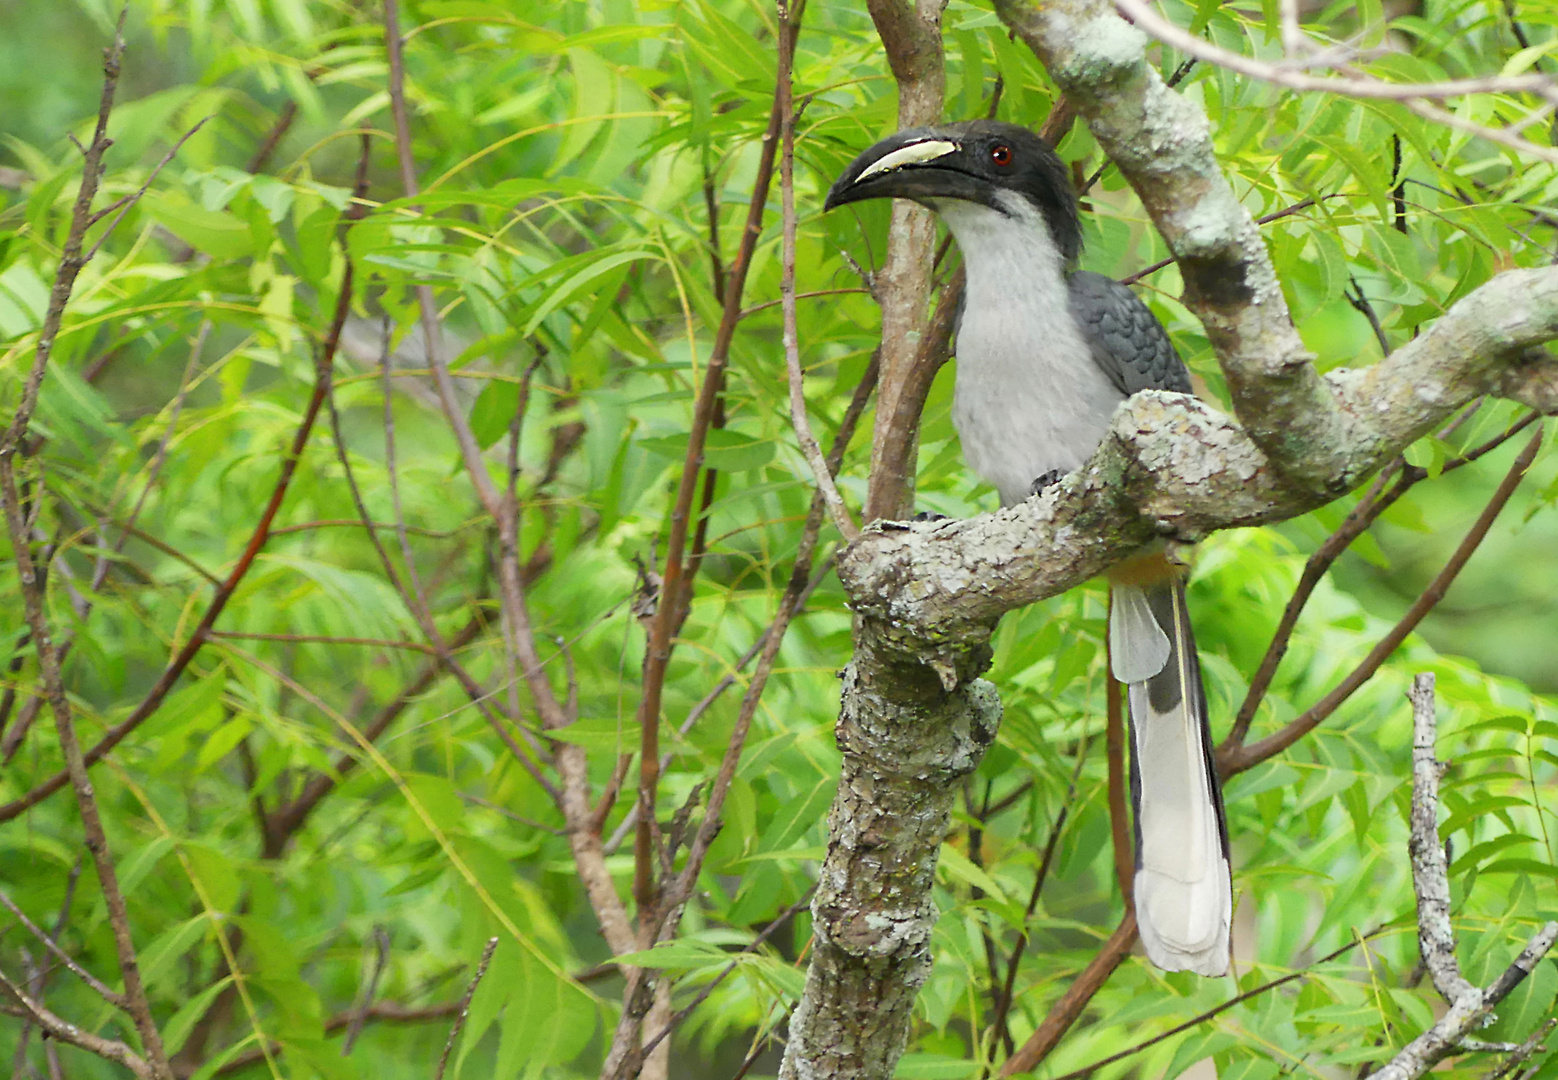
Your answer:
(1170, 188), (1249, 259)
(1066, 11), (1148, 83)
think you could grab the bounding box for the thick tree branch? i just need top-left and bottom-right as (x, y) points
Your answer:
(991, 0), (1353, 494)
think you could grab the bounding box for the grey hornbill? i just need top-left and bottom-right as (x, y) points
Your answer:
(825, 119), (1232, 976)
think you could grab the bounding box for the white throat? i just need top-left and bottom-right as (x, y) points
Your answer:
(931, 192), (1124, 506)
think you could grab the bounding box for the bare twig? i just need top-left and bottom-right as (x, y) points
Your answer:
(997, 913), (1140, 1076)
(1114, 0), (1558, 101)
(1222, 409), (1538, 753)
(263, 613), (487, 855)
(210, 631), (437, 654)
(0, 16), (172, 1073)
(1406, 674), (1474, 1002)
(1046, 930), (1384, 1080)
(987, 735), (1090, 1062)
(0, 969), (154, 1079)
(860, 0), (951, 522)
(342, 925), (391, 1055)
(1360, 674), (1558, 1080)
(382, 0), (634, 975)
(1113, 0), (1558, 166)
(1224, 425), (1544, 775)
(0, 134), (375, 827)
(1104, 621), (1133, 904)
(628, 9), (803, 936)
(638, 888), (815, 1062)
(0, 890), (125, 1007)
(778, 1), (857, 541)
(208, 999), (462, 1077)
(82, 114), (212, 263)
(431, 935), (498, 1072)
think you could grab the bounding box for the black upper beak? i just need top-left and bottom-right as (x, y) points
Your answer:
(824, 128), (987, 212)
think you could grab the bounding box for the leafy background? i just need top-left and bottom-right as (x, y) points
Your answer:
(1, 0), (1556, 1077)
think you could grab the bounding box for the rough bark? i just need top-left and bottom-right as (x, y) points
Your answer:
(779, 629), (1001, 1078)
(777, 0), (1558, 1075)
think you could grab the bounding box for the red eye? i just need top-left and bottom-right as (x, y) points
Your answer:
(991, 144), (1013, 166)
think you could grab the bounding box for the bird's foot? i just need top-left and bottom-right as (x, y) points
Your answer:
(913, 511), (950, 523)
(1029, 469), (1066, 497)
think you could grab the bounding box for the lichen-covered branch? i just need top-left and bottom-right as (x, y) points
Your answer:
(989, 0), (1351, 494)
(779, 630), (1001, 1079)
(839, 262), (1558, 645)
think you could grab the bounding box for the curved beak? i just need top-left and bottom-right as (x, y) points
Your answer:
(825, 130), (985, 211)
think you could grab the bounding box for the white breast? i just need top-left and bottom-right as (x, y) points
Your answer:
(932, 194), (1125, 507)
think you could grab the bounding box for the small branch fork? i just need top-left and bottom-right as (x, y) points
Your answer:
(1362, 674), (1558, 1080)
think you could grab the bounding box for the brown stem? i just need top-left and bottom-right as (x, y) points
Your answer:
(1105, 617), (1134, 904)
(3, 411), (172, 1080)
(246, 100), (298, 174)
(1223, 424), (1544, 776)
(997, 912), (1139, 1076)
(262, 614), (487, 856)
(987, 736), (1090, 1063)
(0, 139), (373, 827)
(862, 0), (950, 522)
(432, 938), (499, 1080)
(631, 6), (803, 931)
(1222, 409), (1538, 752)
(1046, 931), (1381, 1080)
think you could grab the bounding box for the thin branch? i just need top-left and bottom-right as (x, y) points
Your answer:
(629, 0), (804, 939)
(0, 8), (124, 459)
(0, 136), (375, 827)
(987, 735), (1090, 1062)
(82, 114), (212, 263)
(263, 613), (487, 855)
(1361, 675), (1558, 1080)
(1047, 931), (1384, 1080)
(342, 926), (391, 1055)
(433, 938), (499, 1080)
(1114, 0), (1558, 101)
(210, 631), (437, 654)
(7, 862), (80, 1076)
(1225, 425), (1544, 775)
(779, 1), (857, 541)
(638, 888), (815, 1062)
(997, 913), (1140, 1076)
(1104, 619), (1133, 904)
(0, 890), (125, 1008)
(246, 100), (298, 174)
(1222, 409), (1538, 752)
(1406, 673), (1474, 1002)
(0, 968), (153, 1079)
(209, 1000), (463, 1077)
(0, 15), (171, 1073)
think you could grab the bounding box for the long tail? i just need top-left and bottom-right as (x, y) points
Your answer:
(1110, 580), (1231, 976)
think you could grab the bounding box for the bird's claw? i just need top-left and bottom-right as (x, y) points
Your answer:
(1029, 469), (1065, 497)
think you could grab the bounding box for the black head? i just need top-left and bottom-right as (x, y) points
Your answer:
(824, 119), (1082, 262)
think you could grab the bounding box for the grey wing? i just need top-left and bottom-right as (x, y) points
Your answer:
(1067, 271), (1190, 396)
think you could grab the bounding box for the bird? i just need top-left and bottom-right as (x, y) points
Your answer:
(824, 119), (1232, 976)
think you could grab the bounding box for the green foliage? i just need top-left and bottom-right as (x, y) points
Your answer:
(0, 0), (1555, 1078)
